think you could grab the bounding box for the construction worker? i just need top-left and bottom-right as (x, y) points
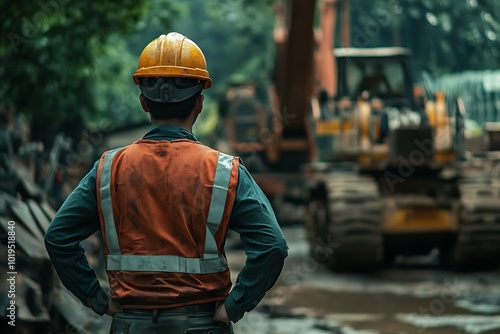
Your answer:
(44, 32), (288, 334)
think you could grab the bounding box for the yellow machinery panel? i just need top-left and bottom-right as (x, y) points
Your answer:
(384, 208), (457, 234)
(316, 119), (341, 135)
(434, 150), (457, 165)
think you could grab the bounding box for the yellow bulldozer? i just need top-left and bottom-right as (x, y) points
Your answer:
(306, 47), (500, 271)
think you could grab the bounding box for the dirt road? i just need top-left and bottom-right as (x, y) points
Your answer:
(229, 226), (500, 334)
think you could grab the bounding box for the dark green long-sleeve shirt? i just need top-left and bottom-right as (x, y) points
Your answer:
(44, 125), (288, 323)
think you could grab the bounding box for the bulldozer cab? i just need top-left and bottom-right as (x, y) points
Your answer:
(313, 47), (423, 163)
(335, 47), (414, 109)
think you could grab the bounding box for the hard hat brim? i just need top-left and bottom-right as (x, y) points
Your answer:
(133, 66), (212, 89)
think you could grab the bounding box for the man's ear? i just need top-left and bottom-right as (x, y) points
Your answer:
(139, 94), (150, 113)
(193, 94), (204, 114)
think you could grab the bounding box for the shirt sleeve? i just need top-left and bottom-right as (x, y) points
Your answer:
(44, 160), (109, 316)
(224, 164), (288, 322)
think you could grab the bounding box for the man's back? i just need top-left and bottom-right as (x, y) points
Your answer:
(97, 137), (237, 309)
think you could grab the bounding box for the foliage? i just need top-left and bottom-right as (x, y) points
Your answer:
(174, 0), (275, 98)
(2, 0), (499, 143)
(349, 0), (500, 76)
(0, 0), (181, 143)
(176, 0), (500, 99)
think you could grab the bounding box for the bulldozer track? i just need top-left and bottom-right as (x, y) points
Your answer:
(307, 173), (383, 271)
(450, 178), (500, 270)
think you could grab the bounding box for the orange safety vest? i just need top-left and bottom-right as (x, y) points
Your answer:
(96, 139), (239, 309)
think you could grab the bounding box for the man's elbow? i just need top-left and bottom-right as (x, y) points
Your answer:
(44, 225), (58, 253)
(44, 231), (53, 252)
(280, 239), (289, 258)
(270, 238), (288, 260)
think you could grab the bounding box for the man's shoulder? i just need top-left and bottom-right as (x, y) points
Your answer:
(195, 143), (240, 160)
(97, 145), (127, 158)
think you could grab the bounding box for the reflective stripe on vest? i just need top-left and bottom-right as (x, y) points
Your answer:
(99, 149), (233, 273)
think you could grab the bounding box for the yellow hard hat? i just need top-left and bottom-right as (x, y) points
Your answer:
(133, 32), (212, 89)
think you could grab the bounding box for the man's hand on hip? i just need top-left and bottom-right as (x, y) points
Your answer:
(213, 301), (230, 324)
(105, 298), (122, 317)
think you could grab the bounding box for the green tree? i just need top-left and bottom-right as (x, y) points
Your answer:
(174, 0), (275, 97)
(3, 0), (498, 144)
(349, 0), (500, 75)
(1, 0), (181, 143)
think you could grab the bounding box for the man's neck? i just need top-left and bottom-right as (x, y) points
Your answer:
(151, 118), (193, 132)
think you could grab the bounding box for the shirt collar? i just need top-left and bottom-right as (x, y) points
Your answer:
(142, 125), (198, 142)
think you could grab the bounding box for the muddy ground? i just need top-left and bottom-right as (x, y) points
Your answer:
(51, 225), (500, 334)
(229, 226), (500, 334)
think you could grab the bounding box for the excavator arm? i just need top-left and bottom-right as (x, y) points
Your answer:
(268, 0), (342, 164)
(268, 0), (318, 163)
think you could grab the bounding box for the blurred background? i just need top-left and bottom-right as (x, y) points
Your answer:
(1, 0), (500, 333)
